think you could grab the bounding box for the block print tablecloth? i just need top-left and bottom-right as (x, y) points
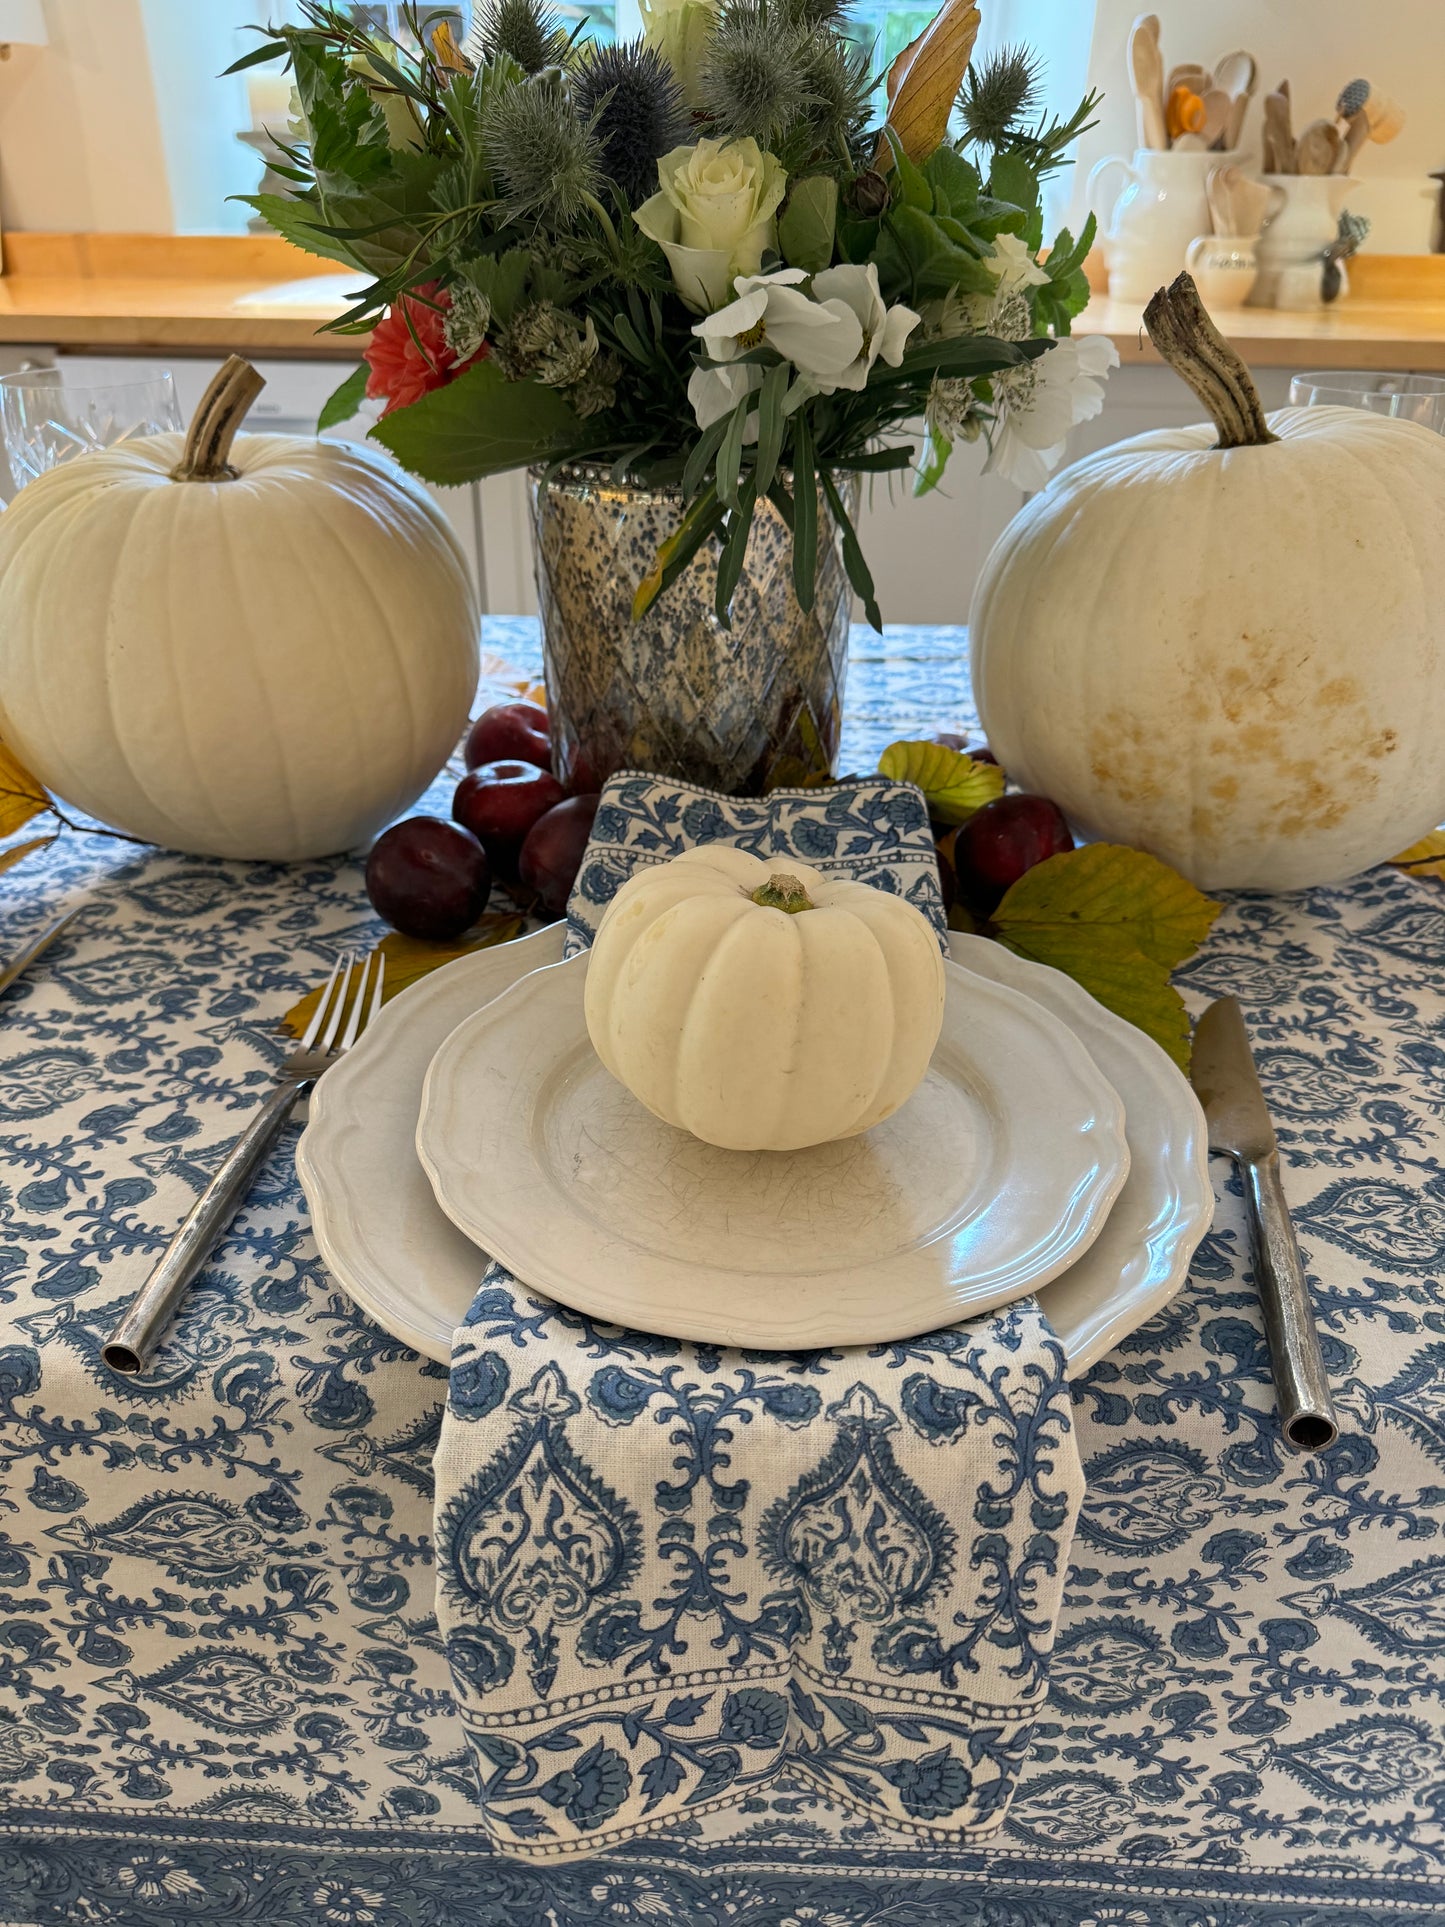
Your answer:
(2, 622), (1445, 1926)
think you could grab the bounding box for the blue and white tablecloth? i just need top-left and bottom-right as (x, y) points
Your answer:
(2, 622), (1444, 1925)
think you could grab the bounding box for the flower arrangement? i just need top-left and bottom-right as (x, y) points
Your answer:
(236, 0), (1113, 625)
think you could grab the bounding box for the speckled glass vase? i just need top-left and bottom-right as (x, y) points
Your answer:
(529, 466), (854, 794)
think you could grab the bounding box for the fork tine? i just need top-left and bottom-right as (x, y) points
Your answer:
(317, 951), (356, 1054)
(339, 950), (378, 1052)
(367, 954), (386, 1029)
(298, 952), (350, 1052)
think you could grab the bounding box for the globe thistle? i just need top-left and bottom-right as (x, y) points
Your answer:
(484, 73), (602, 227)
(572, 40), (689, 207)
(699, 2), (813, 152)
(957, 45), (1042, 149)
(778, 0), (849, 29)
(795, 31), (874, 157)
(466, 0), (572, 76)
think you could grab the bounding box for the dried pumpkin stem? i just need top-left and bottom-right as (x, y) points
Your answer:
(171, 355), (267, 482)
(1143, 272), (1278, 450)
(750, 873), (814, 913)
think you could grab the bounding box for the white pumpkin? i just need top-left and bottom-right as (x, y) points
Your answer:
(584, 846), (946, 1151)
(0, 357), (479, 861)
(971, 282), (1445, 892)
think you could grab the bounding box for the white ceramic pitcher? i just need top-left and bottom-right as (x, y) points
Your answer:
(1088, 147), (1245, 304)
(1251, 174), (1353, 310)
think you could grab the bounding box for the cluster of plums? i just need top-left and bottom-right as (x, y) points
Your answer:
(929, 731), (1074, 918)
(365, 701), (598, 940)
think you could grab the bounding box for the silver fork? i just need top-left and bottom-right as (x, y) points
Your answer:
(103, 951), (385, 1375)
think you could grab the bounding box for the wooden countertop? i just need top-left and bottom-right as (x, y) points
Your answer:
(3, 233), (1445, 369)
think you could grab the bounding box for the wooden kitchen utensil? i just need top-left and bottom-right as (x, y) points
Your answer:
(1207, 166), (1282, 239)
(1166, 62), (1210, 102)
(1295, 118), (1343, 174)
(1263, 87), (1295, 173)
(1214, 48), (1257, 150)
(1129, 14), (1168, 150)
(1199, 87), (1231, 148)
(1340, 109), (1371, 170)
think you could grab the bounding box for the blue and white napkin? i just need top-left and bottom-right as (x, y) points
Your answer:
(433, 774), (1084, 1857)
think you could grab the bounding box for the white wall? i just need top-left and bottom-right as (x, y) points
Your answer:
(1068, 0), (1444, 252)
(0, 0), (261, 232)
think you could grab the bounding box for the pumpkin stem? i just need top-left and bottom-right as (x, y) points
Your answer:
(1143, 272), (1278, 450)
(170, 355), (267, 482)
(750, 873), (814, 913)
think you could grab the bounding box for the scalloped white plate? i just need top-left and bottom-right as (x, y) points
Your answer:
(413, 952), (1131, 1350)
(297, 925), (1210, 1369)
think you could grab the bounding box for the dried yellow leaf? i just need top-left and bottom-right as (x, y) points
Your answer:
(1389, 829), (1445, 881)
(881, 0), (982, 166)
(879, 739), (1005, 825)
(431, 19), (471, 72)
(0, 740), (51, 840)
(281, 915), (526, 1039)
(0, 833), (57, 878)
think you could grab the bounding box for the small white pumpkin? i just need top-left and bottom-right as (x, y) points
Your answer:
(584, 846), (946, 1152)
(970, 278), (1445, 891)
(0, 357), (479, 861)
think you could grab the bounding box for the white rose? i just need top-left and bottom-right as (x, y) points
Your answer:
(635, 138), (787, 313)
(638, 0), (718, 110)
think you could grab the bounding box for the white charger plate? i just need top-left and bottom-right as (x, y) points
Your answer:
(413, 952), (1131, 1350)
(296, 925), (1212, 1371)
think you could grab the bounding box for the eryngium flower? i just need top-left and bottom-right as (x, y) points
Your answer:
(699, 2), (812, 152)
(484, 73), (602, 227)
(957, 46), (1042, 149)
(572, 40), (689, 207)
(467, 0), (572, 75)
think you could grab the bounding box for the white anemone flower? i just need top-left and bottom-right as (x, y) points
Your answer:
(984, 334), (1120, 491)
(687, 270), (864, 432)
(807, 264), (920, 393)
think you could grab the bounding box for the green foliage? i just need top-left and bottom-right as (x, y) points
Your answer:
(241, 0), (1103, 622)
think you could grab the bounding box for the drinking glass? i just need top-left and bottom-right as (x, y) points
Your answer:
(1288, 370), (1445, 434)
(0, 365), (183, 490)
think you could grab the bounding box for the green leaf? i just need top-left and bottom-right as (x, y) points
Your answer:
(463, 249), (531, 328)
(370, 361), (583, 484)
(990, 844), (1223, 1071)
(714, 479), (758, 628)
(819, 469), (881, 633)
(752, 364), (790, 497)
(239, 192), (366, 270)
(988, 150), (1041, 224)
(222, 39), (291, 75)
(779, 175), (838, 275)
(874, 205), (1001, 302)
(992, 843), (1222, 970)
(877, 741), (1005, 824)
(791, 411), (817, 614)
(316, 364), (370, 432)
(716, 395), (749, 511)
(922, 147), (981, 220)
(632, 485), (724, 621)
(682, 415), (730, 502)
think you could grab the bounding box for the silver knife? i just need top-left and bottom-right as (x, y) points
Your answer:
(0, 910), (79, 1000)
(1191, 997), (1338, 1453)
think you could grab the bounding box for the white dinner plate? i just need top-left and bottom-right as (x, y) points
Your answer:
(413, 952), (1130, 1350)
(296, 925), (1211, 1371)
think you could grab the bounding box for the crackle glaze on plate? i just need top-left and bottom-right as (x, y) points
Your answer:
(297, 925), (1210, 1369)
(412, 952), (1130, 1349)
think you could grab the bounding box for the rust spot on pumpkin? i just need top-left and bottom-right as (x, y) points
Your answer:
(1210, 775), (1240, 802)
(1316, 676), (1362, 711)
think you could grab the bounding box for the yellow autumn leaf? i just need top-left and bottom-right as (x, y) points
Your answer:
(1389, 829), (1445, 882)
(0, 833), (58, 878)
(476, 650), (546, 712)
(882, 0), (982, 165)
(991, 843), (1222, 1071)
(431, 19), (471, 71)
(281, 915), (526, 1039)
(0, 740), (51, 840)
(878, 739), (1005, 825)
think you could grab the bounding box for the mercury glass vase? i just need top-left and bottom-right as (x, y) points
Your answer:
(529, 466), (855, 794)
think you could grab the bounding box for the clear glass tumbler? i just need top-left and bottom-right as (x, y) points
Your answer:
(1288, 370), (1445, 434)
(0, 364), (183, 491)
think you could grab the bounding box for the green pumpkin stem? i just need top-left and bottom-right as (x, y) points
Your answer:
(750, 873), (815, 913)
(1144, 273), (1278, 451)
(171, 355), (267, 482)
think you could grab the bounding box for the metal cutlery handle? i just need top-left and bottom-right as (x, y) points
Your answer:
(102, 1080), (310, 1374)
(1242, 1151), (1339, 1452)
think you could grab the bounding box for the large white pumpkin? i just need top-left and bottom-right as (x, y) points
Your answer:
(971, 284), (1445, 892)
(0, 357), (479, 861)
(584, 845), (946, 1151)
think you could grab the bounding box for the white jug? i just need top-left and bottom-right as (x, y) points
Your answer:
(1088, 147), (1245, 305)
(1251, 174), (1353, 310)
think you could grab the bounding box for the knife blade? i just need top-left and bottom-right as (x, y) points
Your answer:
(0, 910), (79, 1001)
(1190, 997), (1339, 1453)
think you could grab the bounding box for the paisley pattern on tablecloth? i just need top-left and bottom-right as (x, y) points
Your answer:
(1, 620), (1444, 1924)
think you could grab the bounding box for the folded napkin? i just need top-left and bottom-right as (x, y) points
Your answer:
(433, 773), (1084, 1857)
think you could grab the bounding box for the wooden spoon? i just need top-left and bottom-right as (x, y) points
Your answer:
(1166, 63), (1210, 101)
(1128, 14), (1168, 150)
(1213, 49), (1256, 101)
(1295, 118), (1343, 174)
(1199, 87), (1231, 148)
(1262, 88), (1295, 173)
(1339, 108), (1371, 171)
